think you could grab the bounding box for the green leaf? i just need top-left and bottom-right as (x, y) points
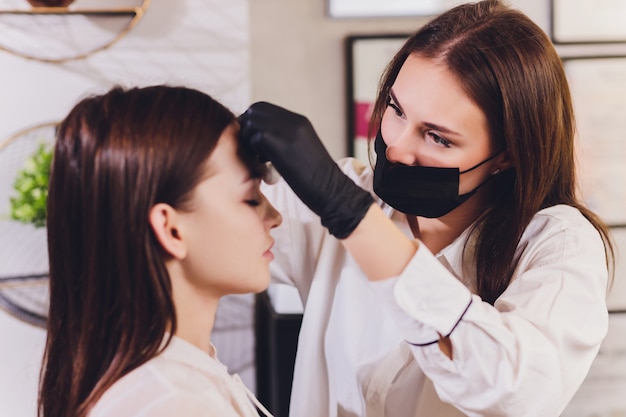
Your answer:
(9, 143), (53, 228)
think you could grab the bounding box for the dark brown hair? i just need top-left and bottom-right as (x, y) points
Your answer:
(40, 85), (235, 417)
(369, 0), (614, 304)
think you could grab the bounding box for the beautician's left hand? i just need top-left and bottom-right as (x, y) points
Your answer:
(239, 101), (374, 239)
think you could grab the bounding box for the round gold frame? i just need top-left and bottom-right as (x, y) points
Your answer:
(0, 121), (59, 152)
(0, 0), (151, 63)
(0, 121), (58, 329)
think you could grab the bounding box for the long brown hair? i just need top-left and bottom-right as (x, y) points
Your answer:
(40, 85), (235, 417)
(369, 0), (614, 304)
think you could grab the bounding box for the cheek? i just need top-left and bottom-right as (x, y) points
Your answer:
(208, 212), (264, 258)
(379, 112), (413, 164)
(183, 219), (270, 295)
(458, 166), (490, 194)
(380, 111), (399, 144)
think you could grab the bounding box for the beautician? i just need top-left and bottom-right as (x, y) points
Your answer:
(240, 1), (615, 416)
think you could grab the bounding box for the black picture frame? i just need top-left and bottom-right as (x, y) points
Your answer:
(345, 34), (408, 163)
(606, 226), (626, 313)
(561, 56), (626, 228)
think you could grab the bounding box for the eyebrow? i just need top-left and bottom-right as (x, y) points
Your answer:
(389, 88), (462, 137)
(242, 171), (264, 185)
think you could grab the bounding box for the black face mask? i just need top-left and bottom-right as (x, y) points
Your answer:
(373, 131), (500, 218)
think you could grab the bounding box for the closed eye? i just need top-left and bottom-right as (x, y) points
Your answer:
(243, 179), (263, 207)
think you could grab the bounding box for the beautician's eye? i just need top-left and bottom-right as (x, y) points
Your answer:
(428, 132), (452, 148)
(386, 96), (403, 117)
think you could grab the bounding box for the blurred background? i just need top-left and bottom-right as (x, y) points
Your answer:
(0, 0), (624, 416)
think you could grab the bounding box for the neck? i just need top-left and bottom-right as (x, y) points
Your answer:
(167, 262), (220, 353)
(412, 190), (487, 254)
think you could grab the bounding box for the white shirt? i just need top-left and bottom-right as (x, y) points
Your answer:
(89, 336), (271, 417)
(263, 158), (609, 417)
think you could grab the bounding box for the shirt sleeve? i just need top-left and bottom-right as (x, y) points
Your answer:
(370, 208), (609, 416)
(370, 244), (473, 345)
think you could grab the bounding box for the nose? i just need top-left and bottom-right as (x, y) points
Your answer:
(261, 194), (282, 229)
(384, 131), (420, 166)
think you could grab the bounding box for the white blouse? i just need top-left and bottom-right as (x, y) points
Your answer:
(89, 336), (271, 417)
(263, 157), (609, 417)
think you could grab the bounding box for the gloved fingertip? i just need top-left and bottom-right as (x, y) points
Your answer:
(241, 131), (270, 163)
(262, 162), (282, 185)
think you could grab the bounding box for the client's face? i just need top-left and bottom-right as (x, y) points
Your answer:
(176, 123), (282, 297)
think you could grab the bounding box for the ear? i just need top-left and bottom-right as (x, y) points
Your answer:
(149, 203), (187, 259)
(491, 150), (513, 175)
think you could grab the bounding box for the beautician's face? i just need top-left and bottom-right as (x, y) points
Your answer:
(177, 124), (282, 297)
(380, 53), (498, 194)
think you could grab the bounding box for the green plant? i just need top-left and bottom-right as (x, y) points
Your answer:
(10, 143), (53, 228)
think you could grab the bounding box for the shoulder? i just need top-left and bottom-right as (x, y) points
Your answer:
(89, 358), (244, 417)
(90, 389), (234, 417)
(88, 361), (167, 416)
(517, 204), (606, 266)
(526, 204), (601, 241)
(533, 204), (593, 226)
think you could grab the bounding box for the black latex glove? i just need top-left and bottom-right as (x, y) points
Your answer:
(239, 102), (374, 239)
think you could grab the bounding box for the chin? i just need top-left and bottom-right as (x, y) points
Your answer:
(250, 274), (271, 294)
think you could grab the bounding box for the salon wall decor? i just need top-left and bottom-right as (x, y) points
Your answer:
(563, 56), (626, 227)
(0, 122), (57, 328)
(0, 0), (151, 63)
(345, 34), (407, 164)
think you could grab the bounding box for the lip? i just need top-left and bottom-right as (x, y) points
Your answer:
(263, 241), (275, 261)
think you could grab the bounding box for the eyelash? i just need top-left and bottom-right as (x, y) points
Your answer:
(387, 95), (452, 148)
(386, 97), (403, 117)
(245, 199), (260, 207)
(428, 132), (452, 148)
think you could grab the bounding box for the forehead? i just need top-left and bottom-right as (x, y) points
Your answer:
(205, 123), (265, 179)
(236, 137), (265, 179)
(393, 54), (489, 141)
(395, 54), (469, 104)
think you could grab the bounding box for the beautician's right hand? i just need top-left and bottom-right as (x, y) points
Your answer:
(239, 101), (374, 239)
